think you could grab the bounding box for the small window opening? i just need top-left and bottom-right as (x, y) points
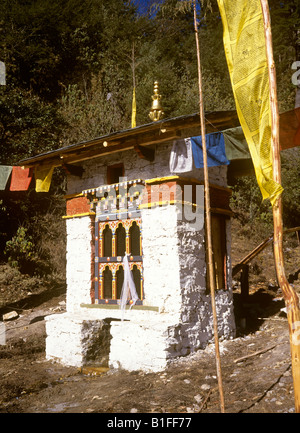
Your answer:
(130, 221), (141, 256)
(103, 225), (112, 257)
(116, 223), (126, 256)
(116, 266), (124, 299)
(131, 265), (141, 299)
(107, 163), (124, 185)
(103, 266), (112, 299)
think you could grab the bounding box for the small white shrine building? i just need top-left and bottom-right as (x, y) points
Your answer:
(19, 109), (241, 372)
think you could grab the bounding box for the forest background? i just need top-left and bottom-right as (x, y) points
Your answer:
(0, 0), (299, 294)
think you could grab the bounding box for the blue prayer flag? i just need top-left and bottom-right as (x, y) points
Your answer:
(191, 132), (229, 168)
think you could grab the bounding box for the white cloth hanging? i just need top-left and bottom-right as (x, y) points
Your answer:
(169, 138), (193, 173)
(120, 254), (139, 320)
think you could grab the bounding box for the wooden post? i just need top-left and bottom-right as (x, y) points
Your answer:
(193, 0), (225, 413)
(131, 42), (136, 128)
(260, 0), (300, 413)
(240, 264), (249, 302)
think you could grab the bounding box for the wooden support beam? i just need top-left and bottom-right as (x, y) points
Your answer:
(232, 227), (300, 278)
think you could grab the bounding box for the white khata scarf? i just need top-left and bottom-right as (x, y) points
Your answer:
(120, 254), (139, 320)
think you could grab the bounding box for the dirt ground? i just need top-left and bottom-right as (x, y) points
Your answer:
(0, 225), (300, 414)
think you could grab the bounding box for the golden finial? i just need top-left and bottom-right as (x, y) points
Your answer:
(149, 81), (164, 122)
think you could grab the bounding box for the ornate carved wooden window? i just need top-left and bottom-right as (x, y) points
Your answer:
(83, 179), (145, 305)
(96, 218), (143, 304)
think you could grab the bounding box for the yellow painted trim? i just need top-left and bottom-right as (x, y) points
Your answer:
(62, 212), (95, 219)
(145, 175), (231, 193)
(64, 192), (84, 199)
(145, 175), (204, 184)
(139, 200), (199, 209)
(145, 175), (183, 184)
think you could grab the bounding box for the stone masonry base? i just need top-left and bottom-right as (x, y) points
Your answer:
(45, 312), (177, 372)
(45, 305), (235, 373)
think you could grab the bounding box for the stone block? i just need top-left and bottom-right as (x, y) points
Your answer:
(3, 311), (19, 321)
(45, 313), (111, 368)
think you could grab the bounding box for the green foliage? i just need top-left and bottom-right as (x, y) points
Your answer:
(230, 149), (300, 239)
(0, 0), (298, 148)
(0, 86), (64, 164)
(0, 188), (66, 279)
(59, 74), (131, 144)
(0, 0), (98, 100)
(4, 226), (35, 271)
(230, 176), (273, 239)
(268, 0), (300, 111)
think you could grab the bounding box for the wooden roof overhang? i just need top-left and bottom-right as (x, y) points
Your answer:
(18, 107), (300, 171)
(18, 110), (240, 168)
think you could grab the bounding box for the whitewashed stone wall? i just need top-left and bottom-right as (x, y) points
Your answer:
(178, 217), (235, 348)
(140, 205), (235, 360)
(141, 205), (181, 315)
(109, 320), (172, 372)
(65, 216), (93, 313)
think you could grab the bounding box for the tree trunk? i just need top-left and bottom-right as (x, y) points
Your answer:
(260, 0), (300, 413)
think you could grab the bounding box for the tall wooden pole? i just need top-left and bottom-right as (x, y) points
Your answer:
(131, 42), (137, 128)
(260, 0), (300, 413)
(193, 0), (225, 413)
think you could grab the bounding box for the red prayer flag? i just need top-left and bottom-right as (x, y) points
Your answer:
(9, 166), (33, 191)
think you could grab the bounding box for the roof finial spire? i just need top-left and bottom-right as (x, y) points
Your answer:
(149, 81), (164, 122)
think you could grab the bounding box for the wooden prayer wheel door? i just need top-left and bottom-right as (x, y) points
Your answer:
(95, 218), (143, 304)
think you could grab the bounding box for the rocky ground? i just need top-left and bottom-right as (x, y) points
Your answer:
(0, 224), (299, 415)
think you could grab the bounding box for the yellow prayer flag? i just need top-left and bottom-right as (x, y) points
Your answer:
(217, 0), (283, 205)
(131, 87), (136, 128)
(35, 166), (54, 192)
